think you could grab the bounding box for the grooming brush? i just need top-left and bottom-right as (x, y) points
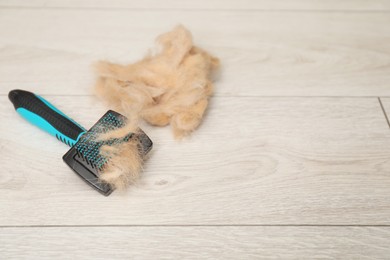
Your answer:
(9, 89), (153, 196)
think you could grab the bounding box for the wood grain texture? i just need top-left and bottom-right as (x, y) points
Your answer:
(1, 0), (390, 11)
(2, 96), (390, 226)
(0, 10), (390, 96)
(1, 226), (390, 259)
(2, 2), (390, 258)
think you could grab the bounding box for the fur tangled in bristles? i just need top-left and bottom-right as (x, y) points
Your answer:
(94, 25), (220, 138)
(97, 120), (144, 190)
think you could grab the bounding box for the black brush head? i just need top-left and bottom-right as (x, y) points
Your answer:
(63, 110), (153, 196)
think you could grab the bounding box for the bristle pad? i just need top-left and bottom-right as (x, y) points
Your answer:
(74, 112), (132, 169)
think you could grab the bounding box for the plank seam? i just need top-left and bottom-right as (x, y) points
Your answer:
(1, 224), (390, 228)
(378, 97), (390, 129)
(1, 6), (390, 13)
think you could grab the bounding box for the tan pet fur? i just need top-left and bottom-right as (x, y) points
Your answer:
(94, 25), (220, 138)
(97, 119), (144, 190)
(99, 137), (143, 190)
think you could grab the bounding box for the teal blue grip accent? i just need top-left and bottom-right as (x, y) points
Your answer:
(16, 108), (84, 147)
(9, 89), (87, 147)
(35, 95), (86, 132)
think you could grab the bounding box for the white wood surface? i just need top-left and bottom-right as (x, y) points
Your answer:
(2, 226), (390, 259)
(1, 0), (390, 11)
(2, 2), (390, 258)
(0, 9), (390, 96)
(2, 96), (390, 226)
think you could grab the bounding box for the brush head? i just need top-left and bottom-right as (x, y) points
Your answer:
(63, 110), (153, 196)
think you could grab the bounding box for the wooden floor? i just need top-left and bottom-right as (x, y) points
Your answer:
(1, 1), (390, 259)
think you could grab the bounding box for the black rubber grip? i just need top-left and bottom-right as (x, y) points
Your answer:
(9, 89), (85, 141)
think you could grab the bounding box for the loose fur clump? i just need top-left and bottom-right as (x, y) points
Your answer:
(93, 25), (219, 190)
(94, 25), (220, 138)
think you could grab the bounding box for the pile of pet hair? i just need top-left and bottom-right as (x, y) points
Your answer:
(94, 25), (220, 190)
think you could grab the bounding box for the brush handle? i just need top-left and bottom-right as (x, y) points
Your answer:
(9, 89), (86, 147)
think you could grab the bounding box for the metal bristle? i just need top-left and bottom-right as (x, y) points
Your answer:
(73, 112), (131, 169)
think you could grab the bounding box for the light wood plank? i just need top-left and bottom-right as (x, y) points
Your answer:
(1, 96), (390, 225)
(0, 10), (390, 96)
(1, 226), (390, 259)
(1, 0), (390, 11)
